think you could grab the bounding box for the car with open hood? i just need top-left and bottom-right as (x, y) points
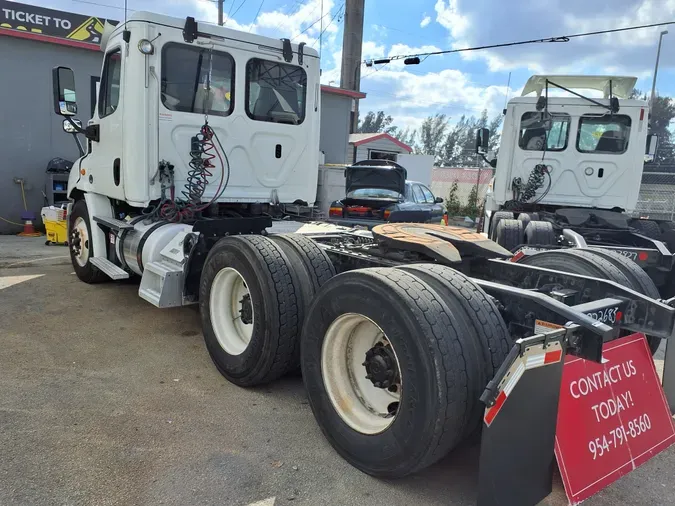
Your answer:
(328, 160), (444, 228)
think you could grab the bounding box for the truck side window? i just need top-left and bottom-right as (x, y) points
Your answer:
(576, 115), (631, 154)
(161, 44), (234, 117)
(99, 49), (121, 118)
(518, 112), (570, 151)
(246, 58), (307, 125)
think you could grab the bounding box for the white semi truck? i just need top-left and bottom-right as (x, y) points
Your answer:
(478, 75), (675, 296)
(51, 12), (675, 506)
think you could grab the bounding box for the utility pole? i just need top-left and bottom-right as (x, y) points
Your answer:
(340, 0), (365, 133)
(218, 0), (224, 25)
(650, 30), (668, 105)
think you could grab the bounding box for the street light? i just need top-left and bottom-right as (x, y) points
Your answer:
(650, 30), (668, 105)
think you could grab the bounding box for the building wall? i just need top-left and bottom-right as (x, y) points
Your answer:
(319, 93), (351, 165)
(0, 35), (102, 233)
(350, 138), (410, 164)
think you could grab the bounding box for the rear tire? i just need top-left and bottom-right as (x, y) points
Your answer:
(495, 219), (524, 251)
(525, 221), (556, 246)
(517, 249), (661, 355)
(270, 233), (337, 369)
(68, 199), (107, 284)
(301, 268), (470, 477)
(490, 211), (514, 241)
(517, 213), (532, 230)
(200, 235), (301, 386)
(397, 263), (512, 434)
(631, 219), (661, 239)
(578, 248), (662, 355)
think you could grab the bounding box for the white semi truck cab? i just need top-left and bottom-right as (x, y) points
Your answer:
(477, 75), (675, 295)
(483, 75), (657, 214)
(55, 11), (320, 210)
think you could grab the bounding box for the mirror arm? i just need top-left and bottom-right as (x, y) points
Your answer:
(71, 133), (85, 157)
(479, 152), (497, 168)
(66, 116), (87, 136)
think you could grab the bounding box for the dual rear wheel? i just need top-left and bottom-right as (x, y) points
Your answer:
(200, 234), (512, 477)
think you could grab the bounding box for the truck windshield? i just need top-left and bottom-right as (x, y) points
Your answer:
(519, 112), (570, 151)
(246, 59), (307, 125)
(577, 114), (631, 154)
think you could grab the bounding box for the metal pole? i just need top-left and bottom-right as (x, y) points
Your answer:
(650, 30), (668, 104)
(218, 0), (224, 25)
(341, 0), (365, 133)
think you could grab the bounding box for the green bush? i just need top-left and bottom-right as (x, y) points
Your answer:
(446, 181), (462, 216)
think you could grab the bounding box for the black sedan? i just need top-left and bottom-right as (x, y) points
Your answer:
(328, 160), (444, 228)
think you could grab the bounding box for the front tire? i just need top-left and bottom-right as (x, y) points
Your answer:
(69, 199), (106, 283)
(200, 235), (301, 386)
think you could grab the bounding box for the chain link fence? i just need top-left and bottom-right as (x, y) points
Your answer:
(634, 156), (675, 220)
(431, 167), (495, 214)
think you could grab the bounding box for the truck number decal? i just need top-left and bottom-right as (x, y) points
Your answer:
(614, 250), (638, 261)
(585, 307), (619, 324)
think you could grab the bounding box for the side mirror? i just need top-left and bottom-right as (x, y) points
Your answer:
(645, 133), (659, 162)
(435, 197), (444, 204)
(63, 118), (82, 133)
(52, 66), (77, 116)
(475, 128), (490, 154)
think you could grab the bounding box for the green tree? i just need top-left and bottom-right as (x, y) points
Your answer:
(396, 127), (417, 151)
(357, 111), (396, 134)
(631, 89), (675, 164)
(445, 181), (462, 216)
(418, 114), (448, 163)
(463, 184), (479, 218)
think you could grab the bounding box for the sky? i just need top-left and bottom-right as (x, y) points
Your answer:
(17, 0), (675, 131)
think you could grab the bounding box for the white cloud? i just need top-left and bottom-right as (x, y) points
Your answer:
(434, 0), (469, 40)
(420, 15), (431, 28)
(433, 0), (675, 76)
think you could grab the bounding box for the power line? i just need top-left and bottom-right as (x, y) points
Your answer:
(364, 20), (675, 64)
(71, 0), (136, 11)
(291, 6), (336, 41)
(249, 0), (265, 30)
(228, 0), (249, 22)
(311, 2), (344, 49)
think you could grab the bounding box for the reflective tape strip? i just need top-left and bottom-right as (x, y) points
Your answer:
(484, 390), (507, 427)
(484, 344), (563, 427)
(503, 362), (525, 396)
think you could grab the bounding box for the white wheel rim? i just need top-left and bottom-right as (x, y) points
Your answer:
(71, 216), (90, 267)
(209, 267), (254, 356)
(321, 313), (402, 435)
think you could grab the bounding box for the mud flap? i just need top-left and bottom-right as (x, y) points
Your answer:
(477, 329), (568, 506)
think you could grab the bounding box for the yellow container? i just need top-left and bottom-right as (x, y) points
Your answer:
(44, 219), (68, 245)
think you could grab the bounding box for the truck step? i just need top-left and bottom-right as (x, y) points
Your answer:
(93, 216), (135, 231)
(90, 257), (130, 280)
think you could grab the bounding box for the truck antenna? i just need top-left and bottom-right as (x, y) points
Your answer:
(503, 71), (511, 114)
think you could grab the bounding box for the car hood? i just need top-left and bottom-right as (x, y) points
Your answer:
(345, 161), (407, 196)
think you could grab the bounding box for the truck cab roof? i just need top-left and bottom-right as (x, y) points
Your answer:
(522, 75), (637, 99)
(104, 11), (319, 58)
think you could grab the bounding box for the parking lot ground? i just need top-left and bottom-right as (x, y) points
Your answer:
(1, 241), (674, 506)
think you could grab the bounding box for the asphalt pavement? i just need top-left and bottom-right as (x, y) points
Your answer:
(0, 237), (674, 506)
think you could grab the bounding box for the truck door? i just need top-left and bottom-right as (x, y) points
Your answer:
(82, 45), (126, 200)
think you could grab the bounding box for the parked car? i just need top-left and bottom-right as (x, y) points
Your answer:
(328, 160), (444, 228)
